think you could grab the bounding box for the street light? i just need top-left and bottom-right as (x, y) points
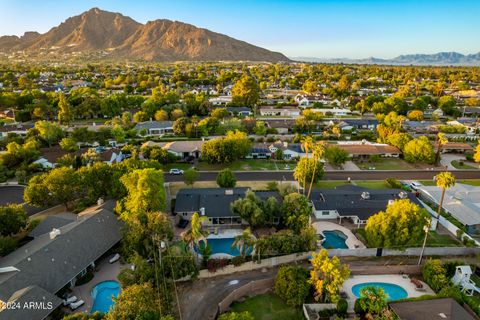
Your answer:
(417, 218), (431, 266)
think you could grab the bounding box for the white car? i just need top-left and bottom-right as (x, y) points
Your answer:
(169, 168), (184, 175)
(410, 181), (423, 191)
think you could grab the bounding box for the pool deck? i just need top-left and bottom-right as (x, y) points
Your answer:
(312, 221), (366, 249)
(66, 257), (130, 316)
(342, 274), (434, 312)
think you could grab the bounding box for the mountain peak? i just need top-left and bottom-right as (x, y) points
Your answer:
(0, 8), (288, 62)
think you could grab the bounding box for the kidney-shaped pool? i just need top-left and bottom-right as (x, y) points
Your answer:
(352, 282), (408, 301)
(90, 280), (121, 314)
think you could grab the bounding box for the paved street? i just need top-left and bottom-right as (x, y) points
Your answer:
(164, 169), (480, 182)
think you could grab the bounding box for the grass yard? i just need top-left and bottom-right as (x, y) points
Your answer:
(196, 159), (289, 171)
(419, 179), (480, 187)
(167, 181), (275, 196)
(314, 180), (350, 189)
(355, 180), (390, 189)
(451, 160), (478, 170)
(355, 158), (417, 170)
(163, 163), (194, 171)
(229, 294), (303, 320)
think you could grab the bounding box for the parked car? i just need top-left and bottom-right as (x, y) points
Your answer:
(169, 168), (184, 175)
(410, 181), (423, 191)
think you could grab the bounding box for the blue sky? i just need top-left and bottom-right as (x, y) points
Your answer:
(1, 0), (479, 58)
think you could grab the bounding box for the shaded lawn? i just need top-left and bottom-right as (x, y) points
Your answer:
(314, 180), (350, 189)
(229, 294), (303, 320)
(353, 229), (461, 248)
(451, 160), (478, 170)
(355, 158), (416, 170)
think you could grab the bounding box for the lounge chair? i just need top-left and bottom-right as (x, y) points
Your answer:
(410, 277), (424, 289)
(69, 299), (85, 310)
(63, 296), (77, 306)
(109, 253), (120, 264)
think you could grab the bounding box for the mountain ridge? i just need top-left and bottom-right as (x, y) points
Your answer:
(0, 7), (289, 62)
(293, 51), (480, 66)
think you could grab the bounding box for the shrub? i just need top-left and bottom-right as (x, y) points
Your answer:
(274, 265), (310, 306)
(385, 178), (402, 189)
(422, 259), (449, 292)
(354, 298), (366, 315)
(231, 256), (245, 266)
(207, 259), (229, 273)
(0, 236), (17, 256)
(336, 299), (348, 316)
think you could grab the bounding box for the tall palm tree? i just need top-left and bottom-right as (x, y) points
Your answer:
(232, 228), (256, 259)
(182, 212), (209, 262)
(435, 171), (455, 224)
(300, 136), (314, 194)
(435, 133), (448, 165)
(307, 142), (326, 199)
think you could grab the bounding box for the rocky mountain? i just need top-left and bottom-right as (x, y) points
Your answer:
(0, 8), (288, 62)
(294, 52), (480, 66)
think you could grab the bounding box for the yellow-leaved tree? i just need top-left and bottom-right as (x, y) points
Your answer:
(309, 249), (350, 303)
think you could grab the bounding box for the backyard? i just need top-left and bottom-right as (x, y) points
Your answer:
(228, 294), (303, 320)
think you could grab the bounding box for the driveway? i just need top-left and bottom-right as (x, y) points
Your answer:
(440, 154), (465, 170)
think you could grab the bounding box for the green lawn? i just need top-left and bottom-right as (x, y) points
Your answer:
(353, 229), (461, 248)
(314, 180), (350, 189)
(355, 180), (390, 189)
(163, 163), (194, 171)
(451, 160), (478, 170)
(355, 158), (416, 170)
(229, 294), (303, 320)
(196, 159), (291, 171)
(419, 179), (480, 187)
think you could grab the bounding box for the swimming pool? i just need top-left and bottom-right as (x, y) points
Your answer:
(321, 230), (348, 249)
(90, 280), (121, 314)
(196, 238), (252, 257)
(352, 282), (408, 301)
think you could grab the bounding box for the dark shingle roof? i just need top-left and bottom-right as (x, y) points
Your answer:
(134, 121), (173, 131)
(0, 285), (62, 320)
(0, 203), (123, 320)
(28, 215), (76, 238)
(389, 298), (477, 320)
(310, 185), (420, 220)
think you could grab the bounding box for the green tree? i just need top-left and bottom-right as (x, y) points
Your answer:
(0, 204), (27, 236)
(59, 137), (79, 152)
(35, 121), (63, 147)
(435, 172), (455, 222)
(325, 145), (349, 167)
(58, 93), (73, 125)
(211, 108), (229, 119)
(293, 158), (324, 194)
(309, 249), (350, 303)
(231, 75), (261, 108)
(216, 168), (237, 188)
(253, 121), (267, 135)
(358, 286), (388, 317)
(403, 136), (435, 164)
(275, 265), (310, 306)
(438, 95), (456, 115)
(231, 191), (266, 228)
(365, 199), (431, 248)
(435, 133), (448, 165)
(106, 283), (166, 320)
(202, 130), (252, 163)
(422, 259), (449, 292)
(307, 142), (326, 198)
(183, 169), (199, 187)
(154, 109), (169, 121)
(282, 192), (311, 234)
(474, 143), (480, 167)
(117, 168), (166, 220)
(408, 109), (424, 121)
(0, 236), (18, 256)
(24, 167), (80, 209)
(386, 132), (412, 151)
(218, 312), (254, 320)
(232, 227), (256, 259)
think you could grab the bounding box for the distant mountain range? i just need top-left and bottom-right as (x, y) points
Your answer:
(0, 8), (289, 62)
(293, 52), (480, 66)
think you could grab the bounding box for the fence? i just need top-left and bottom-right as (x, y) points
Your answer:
(199, 247), (480, 279)
(217, 278), (274, 315)
(303, 303), (336, 320)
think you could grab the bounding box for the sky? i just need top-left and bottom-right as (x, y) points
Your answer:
(0, 0), (479, 59)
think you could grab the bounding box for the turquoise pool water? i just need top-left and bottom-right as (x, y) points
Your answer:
(322, 230), (348, 249)
(196, 238), (252, 257)
(90, 280), (121, 314)
(352, 282), (408, 301)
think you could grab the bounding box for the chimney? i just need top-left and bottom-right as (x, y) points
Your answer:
(49, 228), (61, 239)
(199, 207), (205, 216)
(361, 191), (370, 200)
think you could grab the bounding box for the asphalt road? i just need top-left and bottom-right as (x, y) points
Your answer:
(0, 185), (44, 216)
(164, 169), (480, 182)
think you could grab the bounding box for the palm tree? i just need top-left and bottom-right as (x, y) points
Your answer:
(435, 133), (448, 165)
(182, 212), (209, 261)
(435, 171), (455, 224)
(232, 228), (256, 259)
(300, 136), (314, 194)
(307, 142), (326, 199)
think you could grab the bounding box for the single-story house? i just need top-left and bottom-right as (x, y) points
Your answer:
(99, 148), (125, 164)
(226, 106), (253, 116)
(259, 106), (301, 118)
(0, 124), (33, 139)
(307, 108), (353, 117)
(402, 120), (438, 134)
(338, 119), (378, 131)
(0, 201), (123, 320)
(246, 144), (272, 159)
(134, 120), (174, 137)
(310, 185), (421, 226)
(264, 119), (296, 134)
(389, 298), (477, 320)
(174, 188), (282, 226)
(336, 143), (401, 158)
(418, 183), (480, 236)
(282, 143), (307, 160)
(142, 140), (204, 159)
(434, 142), (474, 154)
(209, 96), (232, 105)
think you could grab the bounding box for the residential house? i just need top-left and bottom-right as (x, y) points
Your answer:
(282, 143), (306, 160)
(0, 123), (33, 139)
(174, 188), (282, 226)
(0, 109), (15, 119)
(447, 119), (478, 134)
(264, 119), (296, 134)
(294, 94), (341, 107)
(307, 108), (353, 117)
(209, 96), (232, 106)
(142, 140), (204, 160)
(134, 120), (174, 137)
(246, 144), (272, 159)
(389, 298), (477, 320)
(0, 201), (122, 320)
(336, 143), (401, 159)
(259, 106), (301, 118)
(418, 183), (480, 236)
(402, 120), (438, 134)
(424, 107), (444, 119)
(338, 119), (378, 131)
(226, 106), (253, 117)
(310, 185), (421, 226)
(435, 142), (474, 154)
(99, 148), (125, 165)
